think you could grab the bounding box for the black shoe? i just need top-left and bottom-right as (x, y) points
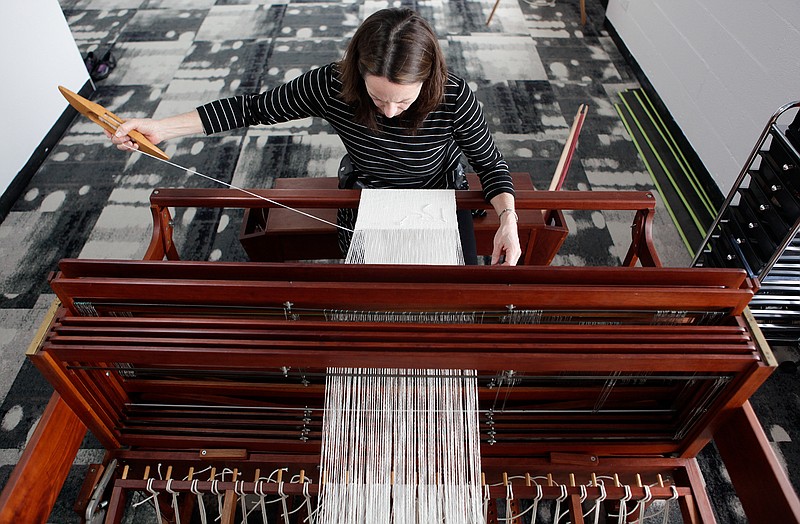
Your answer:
(83, 52), (97, 74)
(90, 50), (117, 81)
(100, 49), (117, 68)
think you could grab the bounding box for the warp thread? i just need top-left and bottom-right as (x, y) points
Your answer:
(345, 189), (465, 265)
(317, 368), (483, 524)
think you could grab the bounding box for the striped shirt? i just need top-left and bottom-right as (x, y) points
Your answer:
(197, 63), (513, 202)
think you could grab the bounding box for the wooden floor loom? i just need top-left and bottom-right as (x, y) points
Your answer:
(2, 187), (798, 524)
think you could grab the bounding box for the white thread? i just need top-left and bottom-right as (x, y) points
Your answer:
(590, 481), (607, 524)
(146, 478), (163, 523)
(531, 483), (542, 524)
(278, 482), (290, 524)
(553, 483), (569, 524)
(121, 143), (354, 233)
(662, 485), (679, 524)
(345, 189), (465, 265)
(637, 484), (652, 524)
(483, 483), (490, 523)
(166, 479), (181, 524)
(302, 481), (315, 524)
(617, 485), (633, 524)
(257, 480), (269, 524)
(317, 368), (481, 524)
(210, 479), (223, 519)
(505, 481), (514, 522)
(190, 479), (208, 524)
(235, 480), (249, 524)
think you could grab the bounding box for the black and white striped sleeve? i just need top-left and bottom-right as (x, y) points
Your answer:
(197, 66), (333, 135)
(451, 79), (514, 202)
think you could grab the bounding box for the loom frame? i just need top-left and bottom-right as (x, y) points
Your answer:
(2, 187), (798, 523)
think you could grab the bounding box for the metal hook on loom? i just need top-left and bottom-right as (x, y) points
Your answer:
(58, 85), (354, 234)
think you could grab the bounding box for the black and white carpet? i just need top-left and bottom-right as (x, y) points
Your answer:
(0, 0), (796, 522)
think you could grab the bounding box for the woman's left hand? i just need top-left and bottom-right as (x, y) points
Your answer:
(491, 212), (521, 265)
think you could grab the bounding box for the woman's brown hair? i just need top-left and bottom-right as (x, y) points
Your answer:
(338, 8), (448, 133)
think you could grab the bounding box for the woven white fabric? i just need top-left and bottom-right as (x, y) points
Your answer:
(345, 189), (465, 265)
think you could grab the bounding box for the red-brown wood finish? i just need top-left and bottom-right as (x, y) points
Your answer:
(4, 195), (797, 523)
(0, 395), (86, 524)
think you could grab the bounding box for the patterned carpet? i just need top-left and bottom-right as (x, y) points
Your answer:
(0, 0), (796, 522)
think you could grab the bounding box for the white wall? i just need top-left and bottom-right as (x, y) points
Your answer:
(607, 0), (800, 194)
(0, 1), (90, 196)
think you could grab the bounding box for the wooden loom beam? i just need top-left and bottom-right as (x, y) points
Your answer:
(715, 402), (800, 523)
(145, 186), (660, 266)
(0, 394), (86, 524)
(4, 213), (797, 523)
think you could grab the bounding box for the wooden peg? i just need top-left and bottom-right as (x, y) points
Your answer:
(525, 473), (531, 487)
(166, 465), (172, 480)
(503, 472), (509, 486)
(569, 473), (576, 487)
(614, 474), (621, 488)
(591, 473), (597, 487)
(188, 467), (194, 481)
(57, 86), (169, 160)
(254, 469), (261, 482)
(547, 473), (554, 487)
(143, 465), (150, 480)
(636, 473), (642, 488)
(277, 469), (284, 483)
(548, 104), (588, 192)
(657, 474), (665, 488)
(300, 470), (305, 483)
(481, 472), (486, 486)
(122, 465), (129, 480)
(210, 467), (216, 482)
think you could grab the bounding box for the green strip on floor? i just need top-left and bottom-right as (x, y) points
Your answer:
(616, 89), (719, 255)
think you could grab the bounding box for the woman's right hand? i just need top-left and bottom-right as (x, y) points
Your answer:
(105, 111), (205, 153)
(106, 118), (165, 153)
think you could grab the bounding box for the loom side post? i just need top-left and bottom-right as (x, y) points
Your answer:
(145, 201), (179, 261)
(622, 205), (661, 267)
(104, 485), (127, 524)
(0, 394), (86, 524)
(714, 401), (800, 524)
(673, 459), (715, 523)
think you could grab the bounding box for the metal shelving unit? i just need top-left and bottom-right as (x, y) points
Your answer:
(693, 101), (800, 345)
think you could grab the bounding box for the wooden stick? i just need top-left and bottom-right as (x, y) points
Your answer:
(549, 104), (588, 191)
(486, 0), (502, 26)
(58, 85), (169, 160)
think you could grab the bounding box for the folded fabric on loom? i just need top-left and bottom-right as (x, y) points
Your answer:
(345, 189), (465, 265)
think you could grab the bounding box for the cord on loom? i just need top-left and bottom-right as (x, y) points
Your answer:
(121, 143), (355, 233)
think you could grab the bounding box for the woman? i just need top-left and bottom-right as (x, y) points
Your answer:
(111, 8), (521, 265)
